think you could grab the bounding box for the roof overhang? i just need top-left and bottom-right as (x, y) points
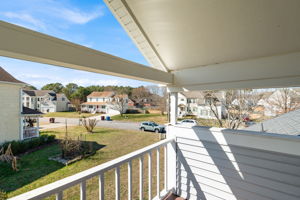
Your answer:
(1, 0), (300, 91)
(0, 21), (172, 85)
(105, 0), (300, 90)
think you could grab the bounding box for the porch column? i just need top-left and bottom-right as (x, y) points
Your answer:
(37, 116), (40, 136)
(169, 92), (178, 125)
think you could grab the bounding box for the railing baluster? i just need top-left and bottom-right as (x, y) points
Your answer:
(139, 156), (144, 200)
(55, 191), (63, 200)
(80, 181), (86, 200)
(164, 144), (168, 191)
(148, 152), (152, 200)
(128, 161), (132, 200)
(115, 167), (120, 200)
(99, 173), (104, 200)
(157, 148), (160, 198)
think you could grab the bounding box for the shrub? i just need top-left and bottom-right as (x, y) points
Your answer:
(0, 135), (56, 155)
(0, 189), (7, 200)
(82, 118), (97, 133)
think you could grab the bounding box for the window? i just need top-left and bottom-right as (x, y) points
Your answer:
(89, 98), (92, 102)
(142, 123), (148, 126)
(62, 98), (65, 101)
(89, 105), (93, 108)
(96, 98), (98, 102)
(101, 105), (106, 109)
(193, 107), (197, 112)
(181, 98), (184, 101)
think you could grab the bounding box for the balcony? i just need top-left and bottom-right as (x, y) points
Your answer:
(9, 125), (300, 200)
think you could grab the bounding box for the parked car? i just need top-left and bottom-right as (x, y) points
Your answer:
(140, 121), (165, 133)
(178, 119), (198, 127)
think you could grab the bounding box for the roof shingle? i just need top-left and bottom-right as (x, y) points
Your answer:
(0, 67), (25, 85)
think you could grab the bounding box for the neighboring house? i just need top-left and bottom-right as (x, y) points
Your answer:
(244, 108), (300, 136)
(22, 90), (70, 113)
(178, 91), (226, 119)
(81, 91), (129, 114)
(257, 90), (300, 116)
(0, 67), (42, 143)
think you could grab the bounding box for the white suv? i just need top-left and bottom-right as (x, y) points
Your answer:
(178, 119), (198, 127)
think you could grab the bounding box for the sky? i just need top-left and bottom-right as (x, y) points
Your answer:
(0, 0), (152, 88)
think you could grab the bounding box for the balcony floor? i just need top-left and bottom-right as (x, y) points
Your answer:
(163, 193), (185, 200)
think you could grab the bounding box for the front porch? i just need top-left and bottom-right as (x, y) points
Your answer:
(21, 107), (43, 140)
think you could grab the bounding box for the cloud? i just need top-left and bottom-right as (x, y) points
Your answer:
(1, 12), (46, 30)
(53, 7), (104, 25)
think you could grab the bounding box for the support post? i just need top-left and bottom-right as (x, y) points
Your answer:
(37, 116), (40, 136)
(169, 92), (178, 125)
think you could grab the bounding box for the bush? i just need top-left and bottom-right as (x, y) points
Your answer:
(0, 135), (56, 155)
(0, 189), (7, 200)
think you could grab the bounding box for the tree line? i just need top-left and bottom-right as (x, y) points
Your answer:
(40, 83), (134, 102)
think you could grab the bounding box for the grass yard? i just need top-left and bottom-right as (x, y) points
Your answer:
(111, 113), (168, 124)
(44, 111), (99, 118)
(1, 126), (164, 199)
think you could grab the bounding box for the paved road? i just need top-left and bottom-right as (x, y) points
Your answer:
(40, 117), (141, 131)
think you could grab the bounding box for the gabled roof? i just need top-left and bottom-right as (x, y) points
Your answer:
(181, 91), (204, 99)
(244, 108), (300, 136)
(87, 91), (115, 98)
(0, 66), (25, 85)
(23, 90), (55, 97)
(21, 106), (43, 115)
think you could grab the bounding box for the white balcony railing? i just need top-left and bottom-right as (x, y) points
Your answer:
(23, 127), (39, 139)
(9, 138), (175, 200)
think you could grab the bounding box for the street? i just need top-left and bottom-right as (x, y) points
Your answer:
(39, 117), (141, 131)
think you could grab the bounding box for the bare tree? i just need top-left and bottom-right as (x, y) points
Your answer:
(205, 89), (259, 129)
(267, 88), (300, 115)
(110, 95), (128, 116)
(131, 86), (152, 107)
(82, 118), (97, 133)
(146, 85), (167, 115)
(71, 98), (81, 112)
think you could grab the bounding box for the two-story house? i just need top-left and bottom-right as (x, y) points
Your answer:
(178, 91), (226, 119)
(0, 67), (43, 143)
(257, 89), (300, 117)
(22, 90), (69, 113)
(81, 91), (129, 114)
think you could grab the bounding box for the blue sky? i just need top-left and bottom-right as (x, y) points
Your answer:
(0, 0), (152, 88)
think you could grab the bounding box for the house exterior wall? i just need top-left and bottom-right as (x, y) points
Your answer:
(197, 104), (222, 119)
(56, 94), (69, 112)
(0, 83), (21, 143)
(167, 125), (300, 200)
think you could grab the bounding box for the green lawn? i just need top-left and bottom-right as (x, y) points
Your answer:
(1, 126), (163, 199)
(44, 111), (99, 118)
(111, 113), (168, 124)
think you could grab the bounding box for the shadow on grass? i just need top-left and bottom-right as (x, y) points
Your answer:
(0, 141), (105, 193)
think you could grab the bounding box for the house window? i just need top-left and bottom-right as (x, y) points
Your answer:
(89, 105), (93, 108)
(181, 99), (184, 101)
(193, 107), (197, 112)
(101, 105), (106, 109)
(89, 98), (92, 102)
(26, 97), (29, 101)
(96, 98), (98, 102)
(62, 98), (65, 101)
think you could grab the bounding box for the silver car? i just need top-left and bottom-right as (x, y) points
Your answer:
(140, 121), (165, 133)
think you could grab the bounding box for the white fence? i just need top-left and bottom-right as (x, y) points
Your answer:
(9, 138), (174, 200)
(23, 127), (39, 139)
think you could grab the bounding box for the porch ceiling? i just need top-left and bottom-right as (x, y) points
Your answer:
(105, 0), (300, 90)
